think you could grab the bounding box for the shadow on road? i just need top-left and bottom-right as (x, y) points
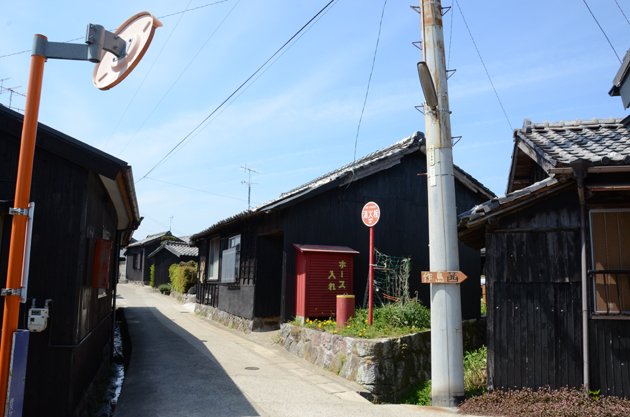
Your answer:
(114, 305), (259, 417)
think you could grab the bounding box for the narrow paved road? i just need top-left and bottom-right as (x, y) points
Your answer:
(113, 283), (477, 417)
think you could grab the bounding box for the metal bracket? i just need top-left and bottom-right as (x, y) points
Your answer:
(441, 6), (451, 16)
(412, 41), (423, 51)
(447, 69), (457, 79)
(452, 136), (462, 146)
(8, 207), (28, 216)
(415, 105), (425, 115)
(1, 288), (22, 296)
(32, 24), (126, 63)
(410, 5), (421, 14)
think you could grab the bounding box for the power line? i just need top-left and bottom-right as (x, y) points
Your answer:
(137, 0), (339, 182)
(0, 1), (230, 60)
(351, 0), (388, 171)
(143, 177), (249, 202)
(454, 0), (513, 132)
(614, 0), (630, 28)
(582, 0), (622, 63)
(103, 0), (195, 150)
(156, 0), (340, 165)
(141, 214), (186, 236)
(118, 0), (242, 156)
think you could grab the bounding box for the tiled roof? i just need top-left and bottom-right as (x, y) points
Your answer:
(148, 241), (199, 259)
(127, 231), (170, 248)
(517, 117), (630, 167)
(459, 177), (564, 223)
(191, 132), (495, 241)
(457, 177), (574, 250)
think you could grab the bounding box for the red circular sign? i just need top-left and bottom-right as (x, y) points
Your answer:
(361, 202), (380, 227)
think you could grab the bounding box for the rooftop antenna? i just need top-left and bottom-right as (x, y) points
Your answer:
(168, 215), (174, 232)
(240, 165), (259, 210)
(0, 12), (161, 412)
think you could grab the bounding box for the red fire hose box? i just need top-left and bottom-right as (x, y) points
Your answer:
(294, 244), (359, 320)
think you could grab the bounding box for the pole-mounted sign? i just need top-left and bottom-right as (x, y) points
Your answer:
(421, 271), (467, 284)
(362, 202), (380, 325)
(0, 12), (161, 414)
(361, 201), (380, 227)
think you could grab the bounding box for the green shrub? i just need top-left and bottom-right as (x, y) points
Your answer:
(481, 298), (487, 315)
(158, 284), (171, 294)
(169, 261), (197, 293)
(403, 380), (431, 406)
(463, 345), (487, 395)
(161, 235), (178, 244)
(149, 264), (155, 287)
(302, 300), (430, 339)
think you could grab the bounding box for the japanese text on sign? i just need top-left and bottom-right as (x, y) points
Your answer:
(328, 260), (347, 291)
(361, 202), (381, 227)
(421, 271), (468, 284)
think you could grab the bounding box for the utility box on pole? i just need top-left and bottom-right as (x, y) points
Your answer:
(418, 0), (466, 407)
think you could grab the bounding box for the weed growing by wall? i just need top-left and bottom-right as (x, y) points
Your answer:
(169, 261), (197, 293)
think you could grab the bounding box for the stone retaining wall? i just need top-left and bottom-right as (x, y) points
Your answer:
(279, 318), (485, 402)
(193, 303), (265, 333)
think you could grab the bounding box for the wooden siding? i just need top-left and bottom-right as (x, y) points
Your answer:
(486, 189), (584, 392)
(282, 152), (483, 322)
(589, 319), (630, 398)
(488, 282), (583, 391)
(0, 140), (118, 414)
(485, 185), (630, 399)
(195, 152), (487, 322)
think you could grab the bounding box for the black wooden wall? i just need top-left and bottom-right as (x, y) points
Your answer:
(281, 152), (484, 322)
(589, 319), (630, 398)
(125, 247), (144, 282)
(0, 131), (118, 414)
(195, 151), (487, 323)
(485, 188), (584, 391)
(485, 184), (630, 399)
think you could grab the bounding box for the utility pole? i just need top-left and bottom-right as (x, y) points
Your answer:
(240, 165), (259, 210)
(419, 0), (465, 407)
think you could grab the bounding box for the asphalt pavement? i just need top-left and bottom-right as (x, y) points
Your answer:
(113, 283), (479, 417)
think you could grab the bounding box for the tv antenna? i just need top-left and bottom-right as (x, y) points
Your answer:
(240, 165), (259, 210)
(168, 215), (174, 231)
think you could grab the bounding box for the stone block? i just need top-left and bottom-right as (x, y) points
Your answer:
(332, 335), (344, 355)
(290, 326), (302, 342)
(322, 350), (334, 369)
(353, 339), (382, 357)
(312, 329), (321, 345)
(321, 332), (332, 350)
(280, 323), (291, 339)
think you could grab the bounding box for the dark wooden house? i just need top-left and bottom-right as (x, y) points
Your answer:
(124, 231), (180, 284)
(0, 105), (141, 415)
(148, 241), (199, 287)
(458, 117), (630, 398)
(191, 132), (495, 325)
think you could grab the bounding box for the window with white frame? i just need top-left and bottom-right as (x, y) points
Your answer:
(207, 237), (220, 281)
(221, 235), (241, 283)
(590, 209), (630, 314)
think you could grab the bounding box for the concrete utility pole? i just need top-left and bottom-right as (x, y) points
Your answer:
(420, 0), (465, 406)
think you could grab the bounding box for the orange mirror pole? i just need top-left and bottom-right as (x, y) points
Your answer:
(0, 34), (46, 412)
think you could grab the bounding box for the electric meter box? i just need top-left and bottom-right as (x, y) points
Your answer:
(28, 307), (49, 332)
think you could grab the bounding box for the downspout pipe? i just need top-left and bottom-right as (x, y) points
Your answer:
(573, 165), (590, 393)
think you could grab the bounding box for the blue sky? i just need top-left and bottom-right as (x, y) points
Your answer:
(1, 0), (628, 240)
